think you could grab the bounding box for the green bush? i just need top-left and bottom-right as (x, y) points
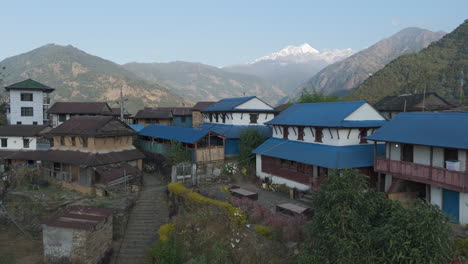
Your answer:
(239, 127), (267, 167)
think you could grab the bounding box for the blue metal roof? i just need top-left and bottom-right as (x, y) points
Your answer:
(139, 125), (209, 144)
(266, 101), (385, 127)
(253, 137), (384, 168)
(197, 123), (272, 139)
(366, 112), (468, 150)
(129, 124), (145, 132)
(202, 96), (259, 112)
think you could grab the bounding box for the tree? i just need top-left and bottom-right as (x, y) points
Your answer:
(168, 140), (191, 165)
(239, 127), (267, 166)
(296, 169), (454, 264)
(296, 89), (339, 104)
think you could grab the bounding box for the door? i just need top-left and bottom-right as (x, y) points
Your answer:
(442, 189), (459, 223)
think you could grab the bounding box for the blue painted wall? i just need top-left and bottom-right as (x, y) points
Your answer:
(173, 116), (192, 128)
(225, 139), (240, 156)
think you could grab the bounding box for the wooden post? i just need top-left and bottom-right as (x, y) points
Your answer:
(388, 143), (392, 171)
(430, 146), (433, 180)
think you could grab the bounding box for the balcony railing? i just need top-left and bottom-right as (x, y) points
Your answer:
(375, 157), (468, 192)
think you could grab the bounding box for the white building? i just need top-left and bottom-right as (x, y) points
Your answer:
(198, 96), (278, 156)
(368, 112), (468, 224)
(5, 79), (54, 125)
(253, 101), (386, 191)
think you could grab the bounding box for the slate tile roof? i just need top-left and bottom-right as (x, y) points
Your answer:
(47, 102), (113, 115)
(48, 116), (136, 137)
(0, 125), (48, 137)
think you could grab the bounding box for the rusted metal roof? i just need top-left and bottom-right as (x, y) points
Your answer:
(48, 116), (136, 137)
(47, 102), (113, 115)
(42, 205), (113, 230)
(193, 102), (215, 111)
(0, 125), (48, 137)
(134, 107), (192, 119)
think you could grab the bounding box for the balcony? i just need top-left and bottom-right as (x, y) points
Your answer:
(375, 157), (468, 192)
(43, 97), (51, 105)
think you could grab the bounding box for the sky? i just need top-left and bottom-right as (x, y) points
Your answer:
(0, 0), (467, 66)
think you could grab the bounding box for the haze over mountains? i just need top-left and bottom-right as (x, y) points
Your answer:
(289, 27), (446, 101)
(0, 25), (453, 114)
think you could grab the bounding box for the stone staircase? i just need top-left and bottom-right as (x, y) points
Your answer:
(114, 175), (168, 264)
(299, 192), (314, 205)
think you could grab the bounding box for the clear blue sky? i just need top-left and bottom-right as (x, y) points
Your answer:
(1, 0), (467, 66)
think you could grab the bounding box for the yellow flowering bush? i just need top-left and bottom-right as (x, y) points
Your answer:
(158, 223), (175, 243)
(168, 182), (247, 226)
(254, 225), (273, 239)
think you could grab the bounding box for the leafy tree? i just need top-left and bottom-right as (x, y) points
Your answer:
(296, 89), (340, 103)
(168, 140), (191, 165)
(296, 169), (454, 264)
(239, 127), (267, 166)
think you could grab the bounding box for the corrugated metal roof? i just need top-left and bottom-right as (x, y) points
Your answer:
(139, 125), (209, 144)
(197, 123), (272, 139)
(129, 124), (145, 132)
(202, 96), (256, 112)
(47, 102), (113, 115)
(5, 79), (55, 92)
(366, 112), (468, 149)
(374, 93), (453, 111)
(42, 206), (113, 230)
(193, 101), (216, 111)
(265, 101), (385, 127)
(253, 137), (384, 168)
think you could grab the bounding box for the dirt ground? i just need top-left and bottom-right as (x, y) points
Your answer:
(0, 227), (42, 264)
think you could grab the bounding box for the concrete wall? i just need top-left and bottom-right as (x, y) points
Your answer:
(9, 89), (45, 125)
(255, 154), (310, 191)
(42, 226), (73, 264)
(0, 136), (37, 150)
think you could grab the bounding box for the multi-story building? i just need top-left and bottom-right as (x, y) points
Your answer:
(39, 116), (144, 194)
(199, 96), (277, 156)
(47, 102), (113, 127)
(368, 112), (468, 224)
(5, 79), (54, 125)
(133, 107), (192, 127)
(253, 101), (386, 191)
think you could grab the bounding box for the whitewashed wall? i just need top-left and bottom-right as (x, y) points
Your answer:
(50, 114), (72, 128)
(430, 185), (443, 208)
(9, 90), (45, 125)
(255, 154), (310, 191)
(459, 192), (468, 224)
(0, 136), (37, 150)
(202, 112), (274, 126)
(413, 145), (431, 165)
(235, 98), (273, 110)
(344, 103), (386, 121)
(271, 125), (379, 146)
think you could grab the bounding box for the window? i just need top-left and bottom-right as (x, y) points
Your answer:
(20, 93), (33, 101)
(60, 136), (65, 146)
(221, 114), (226, 123)
(33, 121), (38, 125)
(21, 107), (33, 117)
(297, 126), (304, 141)
(401, 144), (413, 162)
(315, 127), (323, 143)
(23, 139), (30, 148)
(359, 128), (368, 144)
(16, 121), (22, 125)
(58, 114), (67, 122)
(444, 148), (458, 168)
(82, 137), (88, 147)
(249, 114), (259, 124)
(71, 136), (76, 146)
(209, 113), (213, 122)
(283, 126), (289, 140)
(215, 113), (219, 122)
(1, 138), (7, 148)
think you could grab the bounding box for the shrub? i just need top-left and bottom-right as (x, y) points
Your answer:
(239, 127), (267, 166)
(158, 224), (175, 243)
(254, 225), (273, 239)
(146, 234), (181, 264)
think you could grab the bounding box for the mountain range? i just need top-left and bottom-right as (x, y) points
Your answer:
(224, 43), (355, 95)
(0, 44), (190, 113)
(348, 20), (468, 103)
(289, 28), (446, 101)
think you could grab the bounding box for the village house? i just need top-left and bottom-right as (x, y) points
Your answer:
(47, 102), (114, 127)
(192, 101), (215, 127)
(367, 112), (468, 224)
(38, 116), (144, 194)
(137, 125), (225, 163)
(374, 92), (454, 119)
(199, 96), (277, 156)
(5, 79), (54, 125)
(0, 125), (50, 169)
(133, 107), (192, 127)
(42, 206), (113, 264)
(253, 101), (386, 191)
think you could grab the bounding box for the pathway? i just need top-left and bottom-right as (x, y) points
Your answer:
(114, 174), (168, 264)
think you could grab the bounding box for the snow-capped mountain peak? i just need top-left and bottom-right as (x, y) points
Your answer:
(251, 43), (355, 64)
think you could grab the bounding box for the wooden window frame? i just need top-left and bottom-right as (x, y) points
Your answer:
(23, 139), (30, 148)
(20, 93), (33, 102)
(315, 127), (323, 143)
(249, 113), (259, 124)
(1, 138), (7, 148)
(283, 126), (289, 140)
(20, 107), (34, 117)
(359, 128), (368, 144)
(297, 126), (305, 141)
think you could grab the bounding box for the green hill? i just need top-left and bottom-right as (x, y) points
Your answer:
(0, 44), (191, 113)
(349, 20), (468, 103)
